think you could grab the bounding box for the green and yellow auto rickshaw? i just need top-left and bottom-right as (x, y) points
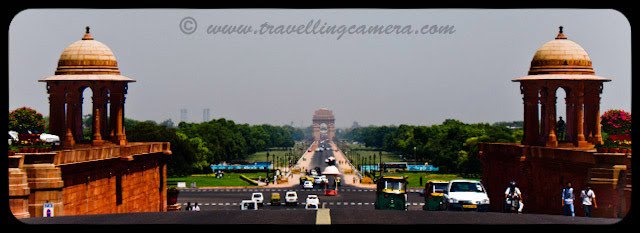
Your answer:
(270, 192), (281, 206)
(374, 176), (408, 211)
(423, 180), (448, 211)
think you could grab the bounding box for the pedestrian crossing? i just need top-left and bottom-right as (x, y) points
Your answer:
(178, 202), (426, 206)
(181, 188), (424, 193)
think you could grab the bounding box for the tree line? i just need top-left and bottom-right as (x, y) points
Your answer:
(124, 118), (302, 177)
(338, 119), (524, 175)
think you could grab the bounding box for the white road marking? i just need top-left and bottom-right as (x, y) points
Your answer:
(232, 203), (237, 205)
(316, 209), (331, 225)
(419, 203), (425, 206)
(225, 203), (230, 206)
(350, 202), (355, 205)
(211, 203), (216, 206)
(364, 203), (369, 205)
(336, 202), (341, 205)
(329, 202), (334, 205)
(204, 203), (210, 206)
(357, 203), (362, 205)
(412, 203), (418, 206)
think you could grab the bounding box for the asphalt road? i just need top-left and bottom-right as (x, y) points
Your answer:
(20, 209), (620, 225)
(176, 185), (425, 210)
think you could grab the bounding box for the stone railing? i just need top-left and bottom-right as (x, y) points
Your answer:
(47, 142), (171, 165)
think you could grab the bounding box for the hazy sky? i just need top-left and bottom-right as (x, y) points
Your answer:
(9, 9), (631, 128)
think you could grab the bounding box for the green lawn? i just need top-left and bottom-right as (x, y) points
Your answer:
(245, 148), (307, 164)
(377, 172), (481, 188)
(168, 172), (270, 187)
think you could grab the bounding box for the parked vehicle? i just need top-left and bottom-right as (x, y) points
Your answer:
(241, 200), (258, 210)
(251, 192), (264, 206)
(270, 193), (281, 206)
(285, 191), (298, 206)
(443, 180), (490, 212)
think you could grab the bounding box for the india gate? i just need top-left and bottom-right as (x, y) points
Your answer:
(312, 108), (335, 142)
(8, 27), (171, 218)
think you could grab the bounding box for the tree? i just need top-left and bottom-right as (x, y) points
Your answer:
(8, 107), (46, 134)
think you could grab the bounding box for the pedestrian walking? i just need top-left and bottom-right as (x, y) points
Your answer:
(192, 202), (200, 212)
(562, 182), (575, 216)
(580, 185), (597, 217)
(185, 202), (192, 212)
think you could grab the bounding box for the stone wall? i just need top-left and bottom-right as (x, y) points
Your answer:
(480, 143), (630, 218)
(9, 142), (170, 219)
(60, 154), (165, 215)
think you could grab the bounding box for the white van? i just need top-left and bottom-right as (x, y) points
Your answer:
(241, 200), (258, 210)
(251, 192), (264, 206)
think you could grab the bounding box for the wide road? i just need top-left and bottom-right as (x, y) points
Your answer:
(176, 186), (426, 210)
(21, 209), (620, 224)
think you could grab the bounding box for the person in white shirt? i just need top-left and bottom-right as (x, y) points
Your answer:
(192, 202), (200, 212)
(580, 185), (597, 217)
(504, 181), (524, 213)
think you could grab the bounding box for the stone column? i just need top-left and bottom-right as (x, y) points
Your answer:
(593, 83), (604, 145)
(92, 86), (105, 146)
(585, 82), (603, 144)
(575, 82), (589, 147)
(522, 83), (539, 146)
(47, 83), (66, 140)
(74, 89), (84, 142)
(23, 152), (64, 217)
(328, 123), (336, 141)
(8, 154), (30, 219)
(111, 85), (127, 146)
(312, 123), (320, 142)
(565, 89), (575, 142)
(546, 86), (558, 147)
(539, 88), (547, 145)
(63, 90), (77, 148)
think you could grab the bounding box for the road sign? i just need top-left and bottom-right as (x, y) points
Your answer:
(43, 202), (54, 217)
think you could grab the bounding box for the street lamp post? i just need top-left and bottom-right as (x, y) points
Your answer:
(414, 146), (417, 167)
(266, 152), (270, 181)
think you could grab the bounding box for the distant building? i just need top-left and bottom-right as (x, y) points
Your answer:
(203, 108), (211, 122)
(180, 109), (188, 122)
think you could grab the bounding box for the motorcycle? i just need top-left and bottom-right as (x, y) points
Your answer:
(504, 193), (520, 213)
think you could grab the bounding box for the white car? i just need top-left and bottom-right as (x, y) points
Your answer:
(241, 200), (258, 210)
(443, 180), (490, 212)
(251, 192), (264, 206)
(305, 195), (319, 206)
(310, 170), (319, 176)
(303, 181), (314, 189)
(285, 191), (298, 206)
(314, 175), (328, 185)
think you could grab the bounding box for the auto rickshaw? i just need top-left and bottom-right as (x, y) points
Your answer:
(374, 176), (408, 211)
(270, 193), (281, 206)
(423, 180), (448, 211)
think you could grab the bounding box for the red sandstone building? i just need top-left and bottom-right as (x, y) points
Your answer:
(9, 27), (171, 218)
(480, 27), (631, 218)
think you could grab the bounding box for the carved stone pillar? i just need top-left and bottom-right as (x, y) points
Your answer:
(522, 83), (540, 146)
(63, 89), (77, 148)
(47, 83), (66, 139)
(539, 88), (547, 145)
(575, 82), (589, 147)
(546, 86), (558, 147)
(92, 86), (105, 146)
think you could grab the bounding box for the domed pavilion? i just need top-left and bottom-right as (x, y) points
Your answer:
(513, 26), (610, 148)
(39, 27), (134, 147)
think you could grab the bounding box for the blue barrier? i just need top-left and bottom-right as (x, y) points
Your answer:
(360, 165), (439, 172)
(210, 163), (270, 171)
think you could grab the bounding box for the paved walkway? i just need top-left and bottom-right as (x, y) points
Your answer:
(197, 141), (374, 189)
(328, 142), (376, 189)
